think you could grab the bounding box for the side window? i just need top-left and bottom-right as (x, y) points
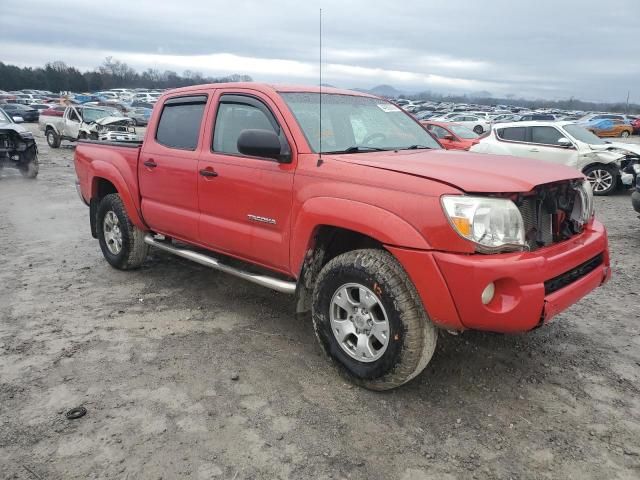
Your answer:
(497, 127), (526, 142)
(531, 126), (564, 145)
(68, 108), (80, 122)
(213, 97), (279, 155)
(156, 95), (207, 150)
(430, 125), (449, 139)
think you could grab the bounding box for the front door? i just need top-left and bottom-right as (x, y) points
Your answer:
(62, 106), (82, 139)
(138, 94), (209, 241)
(197, 92), (296, 273)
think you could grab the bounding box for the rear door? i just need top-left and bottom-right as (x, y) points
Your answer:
(138, 93), (209, 241)
(197, 91), (296, 272)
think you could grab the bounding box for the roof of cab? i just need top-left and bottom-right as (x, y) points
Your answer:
(156, 82), (377, 99)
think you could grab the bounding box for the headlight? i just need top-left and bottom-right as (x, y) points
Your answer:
(575, 179), (595, 223)
(441, 195), (526, 253)
(19, 131), (34, 139)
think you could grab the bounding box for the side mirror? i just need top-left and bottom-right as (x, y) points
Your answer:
(443, 134), (455, 141)
(13, 116), (24, 123)
(557, 137), (573, 148)
(237, 129), (290, 163)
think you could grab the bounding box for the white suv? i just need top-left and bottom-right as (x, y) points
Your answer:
(470, 121), (638, 195)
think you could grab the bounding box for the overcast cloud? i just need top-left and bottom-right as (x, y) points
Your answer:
(1, 0), (638, 102)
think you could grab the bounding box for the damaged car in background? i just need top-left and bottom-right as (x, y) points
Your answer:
(39, 104), (138, 148)
(0, 107), (38, 178)
(471, 121), (639, 195)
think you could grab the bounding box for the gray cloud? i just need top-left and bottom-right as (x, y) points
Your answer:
(0, 0), (637, 101)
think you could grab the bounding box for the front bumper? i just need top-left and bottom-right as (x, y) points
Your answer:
(387, 220), (610, 333)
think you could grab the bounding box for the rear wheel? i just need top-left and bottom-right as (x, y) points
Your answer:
(583, 164), (616, 196)
(96, 193), (148, 270)
(620, 130), (630, 138)
(46, 129), (60, 148)
(312, 249), (437, 390)
(473, 125), (484, 135)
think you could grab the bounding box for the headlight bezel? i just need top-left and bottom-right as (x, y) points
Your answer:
(441, 195), (527, 254)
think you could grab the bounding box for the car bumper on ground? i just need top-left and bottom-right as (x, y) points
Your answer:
(387, 220), (610, 333)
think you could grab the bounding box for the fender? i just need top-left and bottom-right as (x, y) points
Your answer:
(291, 196), (431, 274)
(89, 160), (147, 231)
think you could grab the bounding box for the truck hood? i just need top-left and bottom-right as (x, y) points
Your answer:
(0, 122), (29, 135)
(332, 149), (584, 193)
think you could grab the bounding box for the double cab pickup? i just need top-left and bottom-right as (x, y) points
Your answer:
(74, 83), (610, 390)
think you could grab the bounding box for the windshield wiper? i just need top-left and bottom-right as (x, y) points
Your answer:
(404, 145), (434, 150)
(324, 146), (390, 154)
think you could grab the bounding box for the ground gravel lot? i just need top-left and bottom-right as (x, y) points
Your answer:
(1, 124), (639, 480)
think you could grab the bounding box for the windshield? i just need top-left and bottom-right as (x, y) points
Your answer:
(449, 124), (479, 139)
(563, 124), (606, 145)
(81, 108), (116, 122)
(280, 92), (441, 153)
(0, 108), (13, 123)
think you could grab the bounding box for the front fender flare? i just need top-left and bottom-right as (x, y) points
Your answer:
(291, 197), (430, 274)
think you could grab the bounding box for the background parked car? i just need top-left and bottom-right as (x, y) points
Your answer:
(422, 121), (480, 150)
(586, 119), (633, 138)
(517, 113), (556, 121)
(470, 121), (632, 195)
(127, 107), (152, 126)
(1, 103), (39, 122)
(441, 114), (489, 134)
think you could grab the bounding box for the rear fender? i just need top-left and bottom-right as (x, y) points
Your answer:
(291, 197), (430, 275)
(89, 160), (146, 231)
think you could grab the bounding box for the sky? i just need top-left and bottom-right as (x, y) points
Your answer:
(0, 0), (638, 102)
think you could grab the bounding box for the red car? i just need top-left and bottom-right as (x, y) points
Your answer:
(74, 83), (610, 390)
(630, 117), (640, 134)
(421, 121), (480, 150)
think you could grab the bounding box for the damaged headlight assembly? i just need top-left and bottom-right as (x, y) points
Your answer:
(441, 196), (526, 253)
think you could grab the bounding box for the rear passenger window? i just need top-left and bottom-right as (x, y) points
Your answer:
(497, 127), (526, 142)
(156, 95), (207, 150)
(530, 126), (563, 145)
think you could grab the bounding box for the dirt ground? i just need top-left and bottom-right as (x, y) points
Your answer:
(1, 123), (639, 480)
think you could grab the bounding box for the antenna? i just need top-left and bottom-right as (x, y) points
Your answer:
(317, 8), (323, 166)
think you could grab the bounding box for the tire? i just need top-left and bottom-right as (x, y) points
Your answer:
(583, 164), (617, 196)
(312, 249), (437, 390)
(46, 129), (60, 148)
(19, 158), (39, 178)
(473, 125), (484, 135)
(131, 118), (138, 127)
(620, 130), (630, 138)
(96, 193), (148, 270)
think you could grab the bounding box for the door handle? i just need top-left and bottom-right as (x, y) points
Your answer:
(143, 159), (157, 168)
(199, 169), (218, 178)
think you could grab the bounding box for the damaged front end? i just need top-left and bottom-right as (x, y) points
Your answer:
(0, 127), (39, 178)
(513, 179), (594, 251)
(591, 144), (640, 187)
(82, 117), (138, 142)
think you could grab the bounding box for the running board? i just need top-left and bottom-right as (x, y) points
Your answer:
(143, 235), (296, 294)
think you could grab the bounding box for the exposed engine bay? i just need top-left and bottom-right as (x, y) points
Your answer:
(512, 180), (592, 251)
(0, 128), (38, 178)
(80, 117), (138, 142)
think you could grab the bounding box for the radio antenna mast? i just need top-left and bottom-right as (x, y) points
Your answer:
(317, 8), (323, 166)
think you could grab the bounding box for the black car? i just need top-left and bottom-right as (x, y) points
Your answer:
(632, 175), (640, 215)
(1, 103), (39, 122)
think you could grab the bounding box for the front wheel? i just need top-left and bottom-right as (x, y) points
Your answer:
(620, 130), (630, 138)
(312, 249), (437, 390)
(583, 164), (617, 196)
(96, 193), (148, 270)
(473, 125), (484, 135)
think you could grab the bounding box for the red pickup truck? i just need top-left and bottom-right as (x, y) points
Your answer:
(74, 83), (611, 390)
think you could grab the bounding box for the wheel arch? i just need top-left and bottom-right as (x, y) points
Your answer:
(88, 162), (147, 236)
(292, 198), (431, 314)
